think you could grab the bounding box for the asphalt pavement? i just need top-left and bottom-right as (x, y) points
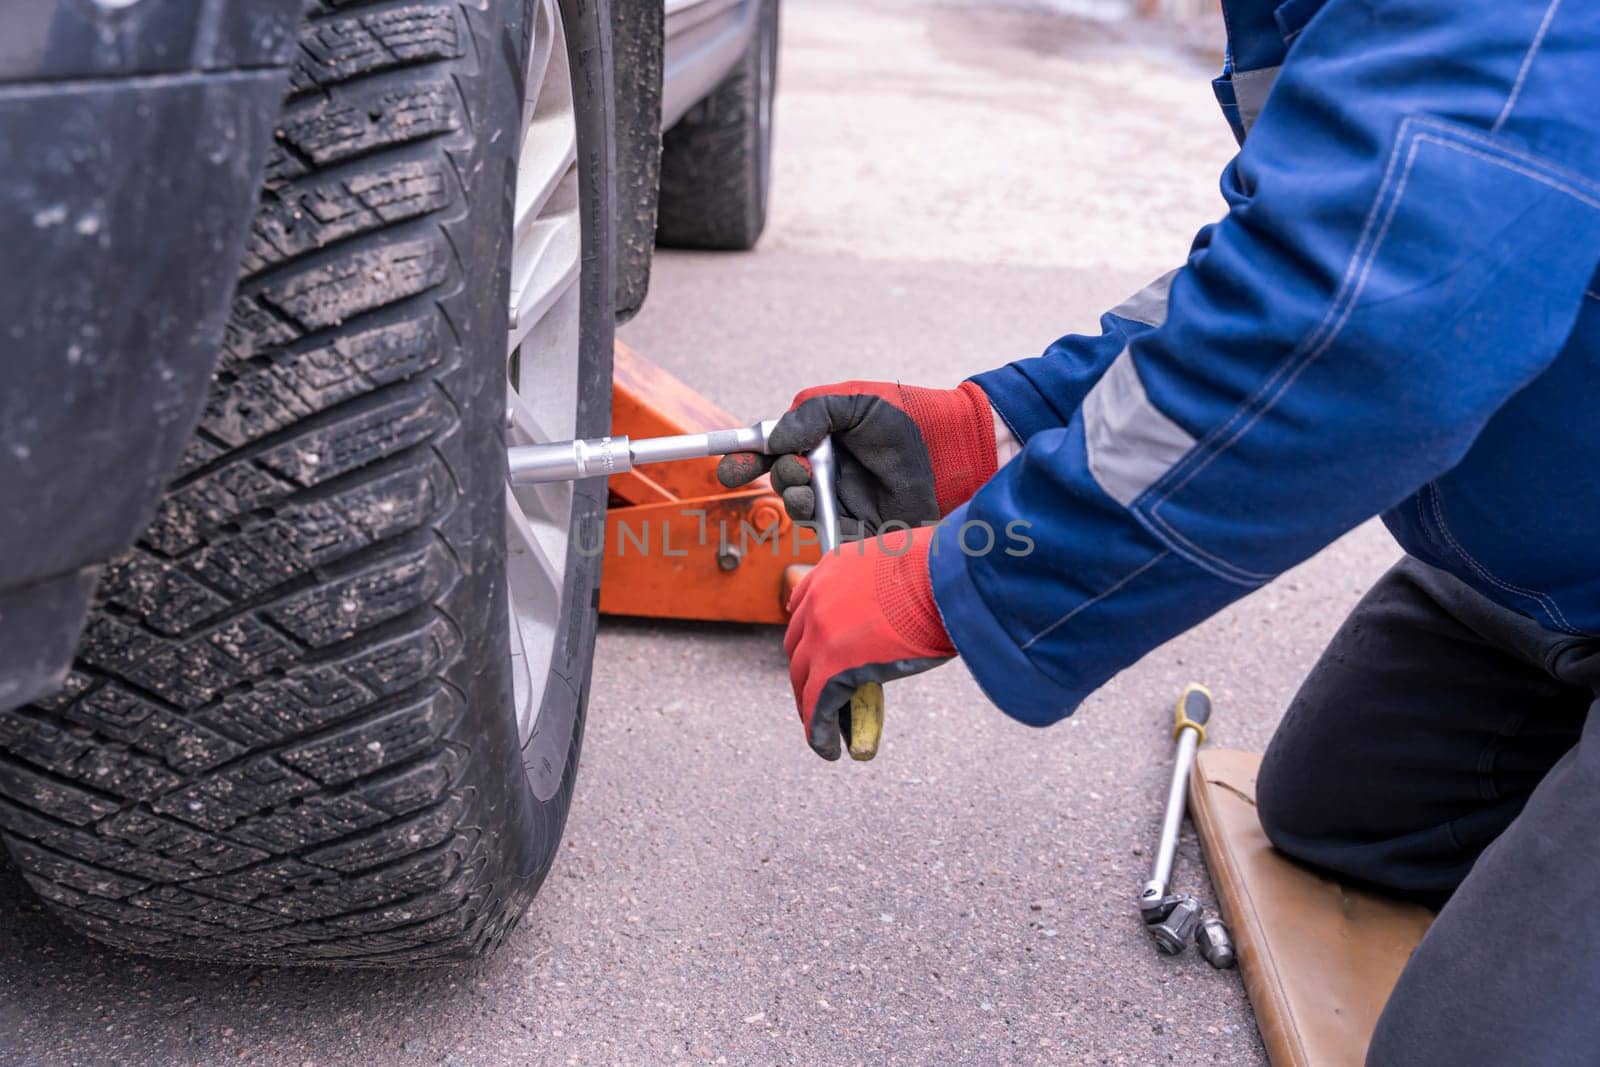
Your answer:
(0, 1), (1403, 1063)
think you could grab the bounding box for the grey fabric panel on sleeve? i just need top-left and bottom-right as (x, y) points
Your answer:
(1108, 268), (1180, 328)
(1233, 65), (1281, 136)
(1082, 348), (1197, 507)
(993, 406), (1021, 465)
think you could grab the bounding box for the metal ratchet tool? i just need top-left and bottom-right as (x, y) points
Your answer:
(806, 437), (886, 761)
(1138, 683), (1235, 967)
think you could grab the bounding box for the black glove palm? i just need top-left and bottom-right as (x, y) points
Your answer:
(718, 380), (998, 536)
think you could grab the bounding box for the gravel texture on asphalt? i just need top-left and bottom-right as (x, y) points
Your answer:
(0, 1), (1403, 1062)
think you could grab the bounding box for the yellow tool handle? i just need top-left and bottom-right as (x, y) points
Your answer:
(1172, 682), (1213, 743)
(846, 682), (885, 761)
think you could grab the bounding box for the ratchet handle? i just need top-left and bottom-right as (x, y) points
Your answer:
(1172, 683), (1212, 743)
(807, 437), (886, 761)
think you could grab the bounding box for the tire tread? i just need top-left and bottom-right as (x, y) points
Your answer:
(1, 0), (557, 964)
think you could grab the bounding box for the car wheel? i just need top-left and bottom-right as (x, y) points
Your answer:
(0, 0), (614, 965)
(655, 0), (779, 251)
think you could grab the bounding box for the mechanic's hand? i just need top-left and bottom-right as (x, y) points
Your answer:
(718, 380), (999, 534)
(784, 524), (955, 760)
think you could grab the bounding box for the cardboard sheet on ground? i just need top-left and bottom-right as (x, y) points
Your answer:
(1188, 749), (1435, 1067)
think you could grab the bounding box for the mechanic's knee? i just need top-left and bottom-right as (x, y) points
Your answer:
(1255, 732), (1367, 867)
(1255, 740), (1329, 858)
(1257, 738), (1457, 904)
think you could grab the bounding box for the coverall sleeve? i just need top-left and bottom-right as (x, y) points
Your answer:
(933, 0), (1600, 724)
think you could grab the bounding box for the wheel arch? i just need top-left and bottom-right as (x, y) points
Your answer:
(611, 3), (663, 323)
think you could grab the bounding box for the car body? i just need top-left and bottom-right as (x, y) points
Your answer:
(664, 0), (764, 129)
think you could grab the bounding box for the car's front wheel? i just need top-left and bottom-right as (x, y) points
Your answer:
(0, 0), (613, 965)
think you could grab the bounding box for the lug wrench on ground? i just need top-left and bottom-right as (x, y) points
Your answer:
(507, 422), (886, 760)
(1139, 683), (1235, 968)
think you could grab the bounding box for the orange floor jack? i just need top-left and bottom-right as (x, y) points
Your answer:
(574, 341), (819, 624)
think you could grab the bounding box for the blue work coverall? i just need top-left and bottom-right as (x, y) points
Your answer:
(932, 0), (1600, 1061)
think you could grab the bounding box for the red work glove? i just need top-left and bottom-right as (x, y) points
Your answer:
(719, 381), (999, 535)
(785, 525), (955, 760)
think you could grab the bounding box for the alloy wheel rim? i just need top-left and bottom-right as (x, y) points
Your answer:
(506, 0), (583, 748)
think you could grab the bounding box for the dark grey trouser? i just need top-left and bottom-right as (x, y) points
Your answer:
(1256, 556), (1600, 1067)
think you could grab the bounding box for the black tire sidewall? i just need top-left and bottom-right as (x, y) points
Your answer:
(500, 0), (616, 888)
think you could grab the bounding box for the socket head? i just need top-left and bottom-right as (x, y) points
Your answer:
(1149, 895), (1203, 955)
(1196, 916), (1237, 969)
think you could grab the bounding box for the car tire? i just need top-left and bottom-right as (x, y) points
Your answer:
(0, 0), (615, 965)
(655, 0), (779, 251)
